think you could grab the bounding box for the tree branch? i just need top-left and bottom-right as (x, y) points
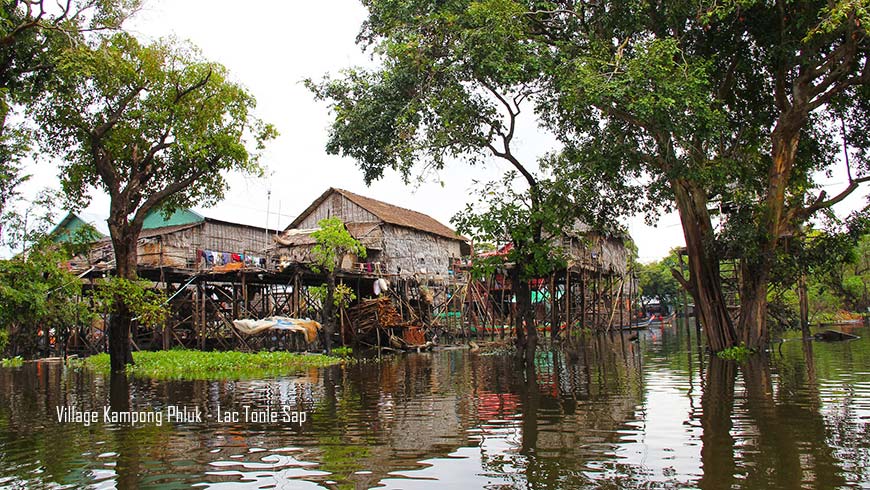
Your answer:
(129, 163), (213, 230)
(91, 85), (145, 139)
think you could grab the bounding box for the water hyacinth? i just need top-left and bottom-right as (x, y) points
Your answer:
(78, 350), (344, 380)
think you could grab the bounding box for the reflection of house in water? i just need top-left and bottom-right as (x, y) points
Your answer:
(288, 348), (645, 488)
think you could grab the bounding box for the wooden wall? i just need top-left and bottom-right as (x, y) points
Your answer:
(136, 221), (277, 270)
(295, 193), (378, 229)
(380, 224), (463, 278)
(199, 221), (275, 254)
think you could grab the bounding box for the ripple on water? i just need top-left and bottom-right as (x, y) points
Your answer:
(1, 327), (869, 488)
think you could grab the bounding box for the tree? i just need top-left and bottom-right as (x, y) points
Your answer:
(34, 33), (276, 371)
(311, 217), (366, 353)
(308, 0), (630, 365)
(0, 0), (139, 234)
(0, 238), (91, 358)
(636, 255), (682, 314)
(525, 0), (870, 352)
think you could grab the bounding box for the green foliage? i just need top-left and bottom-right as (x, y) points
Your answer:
(79, 350), (343, 380)
(35, 32), (276, 215)
(311, 217), (366, 273)
(1, 188), (59, 252)
(0, 0), (140, 223)
(0, 356), (23, 368)
(636, 251), (683, 311)
(0, 239), (91, 357)
(452, 172), (575, 281)
(768, 218), (870, 325)
(332, 346), (353, 358)
(92, 277), (169, 329)
(307, 0), (539, 185)
(310, 283), (357, 309)
(0, 328), (8, 354)
(716, 344), (754, 362)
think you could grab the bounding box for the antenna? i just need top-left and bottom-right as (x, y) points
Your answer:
(276, 200), (281, 236)
(265, 189), (271, 246)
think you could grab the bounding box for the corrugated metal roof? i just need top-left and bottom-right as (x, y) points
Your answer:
(50, 212), (107, 243)
(141, 208), (205, 229)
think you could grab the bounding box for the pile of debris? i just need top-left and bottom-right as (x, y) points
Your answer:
(346, 297), (430, 350)
(347, 297), (403, 333)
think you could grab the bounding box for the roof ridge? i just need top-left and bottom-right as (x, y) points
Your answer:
(333, 188), (446, 220)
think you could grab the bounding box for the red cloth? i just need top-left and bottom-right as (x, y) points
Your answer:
(231, 253), (241, 262)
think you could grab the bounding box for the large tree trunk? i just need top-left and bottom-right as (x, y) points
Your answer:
(737, 259), (771, 350)
(323, 273), (336, 353)
(737, 119), (803, 350)
(672, 178), (739, 352)
(511, 267), (526, 351)
(108, 224), (139, 372)
(513, 268), (537, 369)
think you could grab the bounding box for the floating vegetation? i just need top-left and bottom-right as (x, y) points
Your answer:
(77, 350), (344, 380)
(0, 356), (23, 367)
(716, 344), (753, 362)
(331, 346), (353, 358)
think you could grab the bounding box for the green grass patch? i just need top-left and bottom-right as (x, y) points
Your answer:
(716, 344), (754, 362)
(0, 356), (23, 367)
(78, 350), (344, 380)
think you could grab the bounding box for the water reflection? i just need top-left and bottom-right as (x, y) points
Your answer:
(0, 323), (868, 489)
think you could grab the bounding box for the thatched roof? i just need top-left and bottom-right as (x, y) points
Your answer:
(287, 188), (467, 242)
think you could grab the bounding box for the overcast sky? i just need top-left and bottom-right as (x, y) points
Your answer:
(11, 0), (869, 262)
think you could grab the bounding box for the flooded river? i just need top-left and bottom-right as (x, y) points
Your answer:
(1, 322), (869, 489)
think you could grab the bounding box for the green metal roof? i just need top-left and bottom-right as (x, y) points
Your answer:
(141, 208), (205, 230)
(50, 213), (106, 243)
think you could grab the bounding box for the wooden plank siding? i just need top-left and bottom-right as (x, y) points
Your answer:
(380, 224), (462, 277)
(295, 193), (378, 229)
(117, 220), (277, 271)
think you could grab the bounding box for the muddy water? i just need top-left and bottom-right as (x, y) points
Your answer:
(0, 323), (868, 489)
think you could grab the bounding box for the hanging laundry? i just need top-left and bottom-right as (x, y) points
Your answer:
(231, 253), (241, 262)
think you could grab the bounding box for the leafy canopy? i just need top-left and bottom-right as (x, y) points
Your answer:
(34, 32), (277, 217)
(0, 0), (140, 223)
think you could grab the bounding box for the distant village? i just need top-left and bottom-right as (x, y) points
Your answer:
(50, 187), (635, 355)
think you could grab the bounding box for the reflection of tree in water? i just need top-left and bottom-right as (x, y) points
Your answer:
(694, 341), (855, 490)
(699, 357), (736, 490)
(475, 335), (649, 489)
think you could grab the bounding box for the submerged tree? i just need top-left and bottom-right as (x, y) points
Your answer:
(528, 0), (870, 351)
(35, 33), (276, 371)
(311, 216), (366, 353)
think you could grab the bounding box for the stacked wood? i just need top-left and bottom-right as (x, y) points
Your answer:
(347, 297), (403, 333)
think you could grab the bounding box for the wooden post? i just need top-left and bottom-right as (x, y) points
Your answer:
(241, 272), (249, 318)
(798, 272), (810, 337)
(578, 270), (585, 332)
(565, 269), (572, 336)
(293, 272), (300, 317)
(618, 276), (624, 330)
(593, 271), (599, 331)
(550, 273), (558, 342)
